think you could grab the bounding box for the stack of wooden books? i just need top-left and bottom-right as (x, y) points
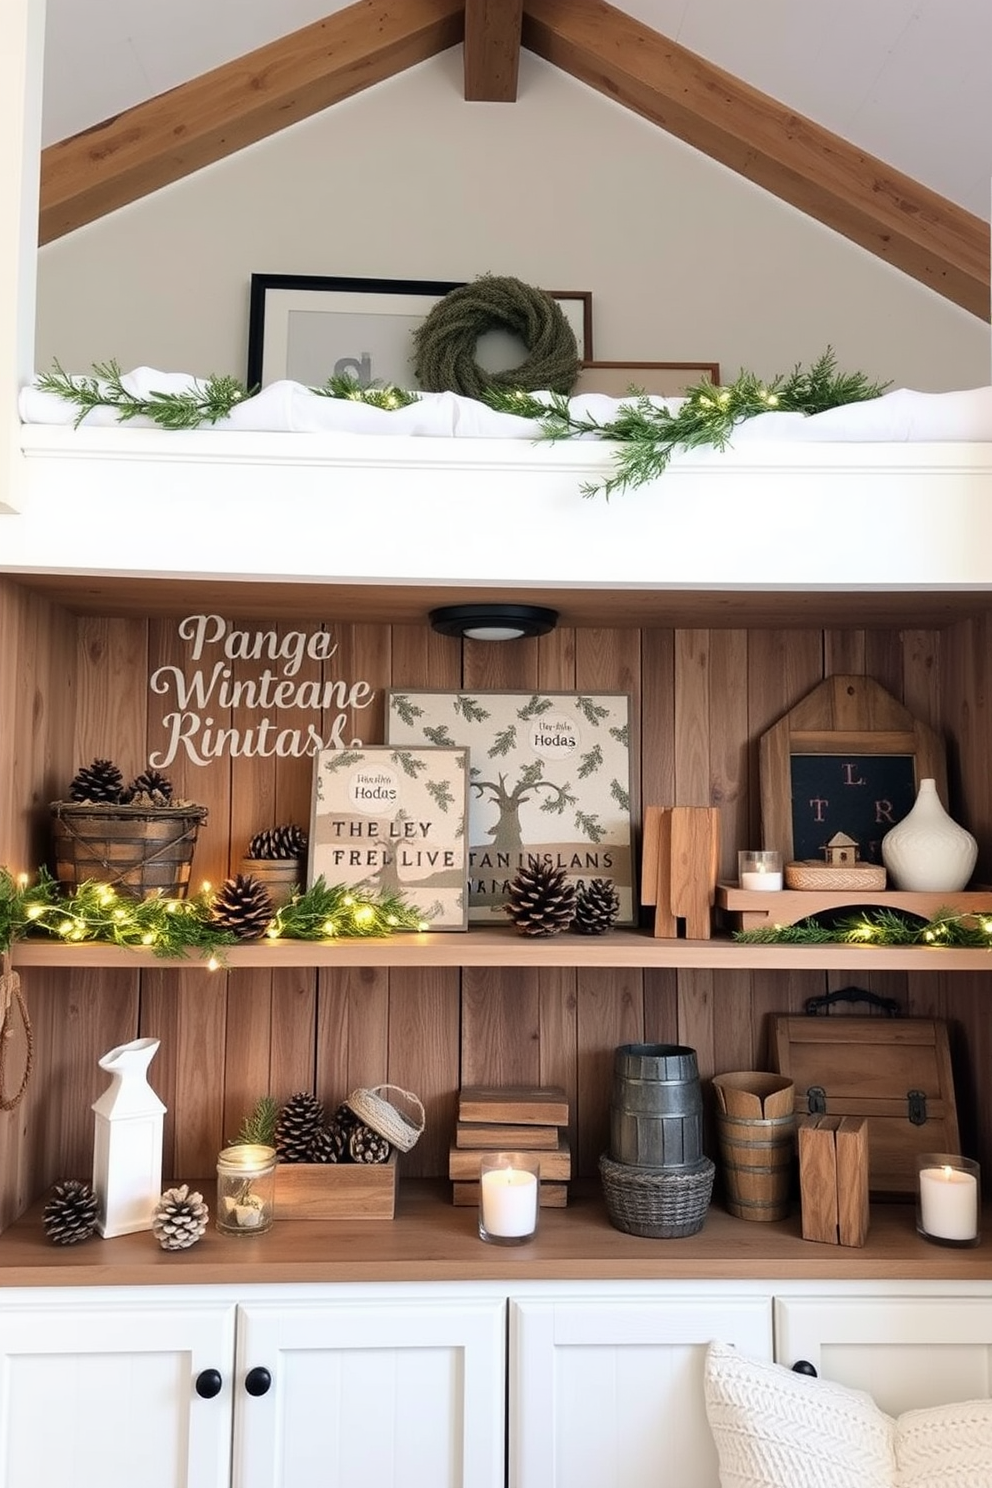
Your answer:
(449, 1085), (572, 1207)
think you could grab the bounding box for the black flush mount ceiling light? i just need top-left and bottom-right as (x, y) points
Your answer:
(428, 603), (559, 642)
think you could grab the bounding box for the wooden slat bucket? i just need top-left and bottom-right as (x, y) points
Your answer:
(51, 801), (208, 899)
(716, 1110), (796, 1221)
(610, 1043), (703, 1170)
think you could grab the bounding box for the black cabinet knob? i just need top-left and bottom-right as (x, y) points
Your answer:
(244, 1366), (272, 1396)
(195, 1368), (223, 1399)
(791, 1359), (818, 1377)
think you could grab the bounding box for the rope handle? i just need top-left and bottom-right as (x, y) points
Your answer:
(370, 1084), (426, 1132)
(0, 952), (34, 1110)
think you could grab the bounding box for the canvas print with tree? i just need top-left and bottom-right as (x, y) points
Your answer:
(386, 691), (633, 923)
(308, 745), (469, 930)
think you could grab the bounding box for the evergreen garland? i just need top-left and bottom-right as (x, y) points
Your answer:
(485, 347), (890, 498)
(0, 866), (428, 958)
(735, 907), (992, 949)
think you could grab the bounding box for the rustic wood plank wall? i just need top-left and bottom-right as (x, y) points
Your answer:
(1, 578), (990, 1229)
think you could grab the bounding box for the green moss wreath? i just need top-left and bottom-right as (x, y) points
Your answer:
(413, 274), (581, 398)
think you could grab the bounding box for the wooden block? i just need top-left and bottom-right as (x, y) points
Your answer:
(836, 1116), (870, 1248)
(274, 1152), (397, 1220)
(798, 1115), (840, 1243)
(457, 1085), (569, 1126)
(456, 1121), (560, 1149)
(448, 1137), (571, 1181)
(640, 805), (664, 906)
(668, 806), (720, 938)
(652, 807), (677, 937)
(452, 1181), (568, 1209)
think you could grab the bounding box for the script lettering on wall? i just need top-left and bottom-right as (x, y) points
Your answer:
(148, 614), (375, 766)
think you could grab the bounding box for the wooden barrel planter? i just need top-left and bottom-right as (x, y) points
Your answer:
(51, 801), (208, 899)
(609, 1043), (703, 1170)
(716, 1111), (796, 1221)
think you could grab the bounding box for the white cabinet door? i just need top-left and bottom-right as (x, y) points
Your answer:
(776, 1295), (992, 1416)
(511, 1293), (772, 1488)
(0, 1296), (236, 1488)
(234, 1296), (505, 1488)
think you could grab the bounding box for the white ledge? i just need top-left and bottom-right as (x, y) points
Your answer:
(4, 427), (992, 592)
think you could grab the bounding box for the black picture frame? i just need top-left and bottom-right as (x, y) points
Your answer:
(246, 273), (593, 391)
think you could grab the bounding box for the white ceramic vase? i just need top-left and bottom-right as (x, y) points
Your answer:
(881, 778), (978, 892)
(92, 1036), (166, 1237)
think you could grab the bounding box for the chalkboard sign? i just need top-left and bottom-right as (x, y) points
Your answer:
(789, 752), (918, 864)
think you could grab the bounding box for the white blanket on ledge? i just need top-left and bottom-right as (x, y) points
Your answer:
(18, 369), (992, 445)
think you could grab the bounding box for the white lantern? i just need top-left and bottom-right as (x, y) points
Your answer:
(92, 1036), (166, 1238)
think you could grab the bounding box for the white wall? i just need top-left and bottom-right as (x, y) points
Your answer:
(34, 47), (989, 394)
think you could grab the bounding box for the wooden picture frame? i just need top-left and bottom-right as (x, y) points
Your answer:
(247, 274), (593, 390)
(572, 361), (720, 398)
(759, 675), (947, 866)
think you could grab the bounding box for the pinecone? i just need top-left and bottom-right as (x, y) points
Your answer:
(504, 857), (576, 937)
(211, 874), (274, 940)
(276, 1091), (326, 1162)
(68, 758), (125, 804)
(122, 768), (174, 806)
(349, 1123), (392, 1163)
(152, 1184), (209, 1250)
(248, 824), (309, 860)
(572, 877), (621, 935)
(308, 1124), (347, 1163)
(43, 1179), (98, 1245)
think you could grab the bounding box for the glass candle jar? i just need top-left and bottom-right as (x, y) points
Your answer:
(216, 1143), (277, 1236)
(738, 850), (784, 891)
(478, 1152), (540, 1245)
(916, 1153), (980, 1246)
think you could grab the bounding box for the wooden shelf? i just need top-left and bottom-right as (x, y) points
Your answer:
(1, 1182), (989, 1287)
(10, 924), (992, 971)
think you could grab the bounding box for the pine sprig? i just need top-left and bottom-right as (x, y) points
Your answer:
(35, 359), (249, 430)
(484, 348), (890, 499)
(310, 373), (419, 410)
(735, 907), (992, 948)
(271, 876), (427, 940)
(233, 1095), (279, 1147)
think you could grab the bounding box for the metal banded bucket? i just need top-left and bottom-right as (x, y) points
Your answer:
(716, 1111), (796, 1221)
(610, 1043), (703, 1170)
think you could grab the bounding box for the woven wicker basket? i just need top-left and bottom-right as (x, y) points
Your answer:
(345, 1084), (426, 1153)
(599, 1152), (715, 1238)
(51, 800), (208, 899)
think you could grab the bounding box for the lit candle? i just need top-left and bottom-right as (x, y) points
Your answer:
(918, 1161), (979, 1242)
(738, 851), (783, 891)
(479, 1156), (539, 1243)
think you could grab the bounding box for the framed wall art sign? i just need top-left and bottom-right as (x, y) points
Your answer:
(247, 274), (593, 390)
(385, 690), (634, 923)
(308, 745), (470, 931)
(572, 361), (720, 398)
(759, 674), (947, 866)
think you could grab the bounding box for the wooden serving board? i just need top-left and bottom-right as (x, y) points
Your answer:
(772, 1015), (959, 1199)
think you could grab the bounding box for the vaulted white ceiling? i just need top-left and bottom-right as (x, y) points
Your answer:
(41, 0), (991, 223)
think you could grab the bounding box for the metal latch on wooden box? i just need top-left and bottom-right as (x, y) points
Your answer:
(805, 1083), (928, 1124)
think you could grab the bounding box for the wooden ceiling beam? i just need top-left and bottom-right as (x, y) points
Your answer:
(39, 0), (465, 244)
(522, 0), (990, 318)
(464, 0), (524, 101)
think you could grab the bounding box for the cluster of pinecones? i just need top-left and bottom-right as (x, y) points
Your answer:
(247, 824), (308, 860)
(504, 858), (621, 937)
(68, 757), (176, 807)
(277, 1091), (392, 1165)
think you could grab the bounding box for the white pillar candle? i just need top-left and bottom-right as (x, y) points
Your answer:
(740, 868), (784, 891)
(738, 851), (783, 891)
(919, 1163), (979, 1241)
(480, 1164), (539, 1239)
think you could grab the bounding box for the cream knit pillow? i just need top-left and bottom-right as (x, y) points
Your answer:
(704, 1341), (992, 1488)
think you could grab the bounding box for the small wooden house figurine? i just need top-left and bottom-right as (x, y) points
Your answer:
(824, 832), (858, 866)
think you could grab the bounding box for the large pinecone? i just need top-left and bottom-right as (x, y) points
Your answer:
(572, 877), (621, 935)
(504, 858), (576, 937)
(69, 758), (125, 803)
(349, 1123), (392, 1164)
(248, 824), (308, 860)
(211, 874), (274, 940)
(276, 1091), (326, 1162)
(152, 1184), (209, 1250)
(308, 1124), (347, 1163)
(43, 1179), (98, 1245)
(122, 768), (174, 806)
